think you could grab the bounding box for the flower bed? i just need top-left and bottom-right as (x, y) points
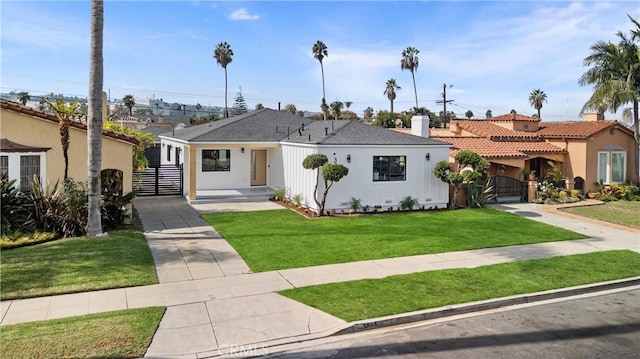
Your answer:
(534, 180), (583, 205)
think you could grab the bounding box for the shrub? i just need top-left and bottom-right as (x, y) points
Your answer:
(293, 194), (304, 208)
(29, 179), (88, 238)
(399, 196), (417, 210)
(349, 197), (362, 212)
(1, 178), (36, 235)
(274, 188), (287, 202)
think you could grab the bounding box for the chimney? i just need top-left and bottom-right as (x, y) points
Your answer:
(584, 113), (604, 122)
(411, 115), (430, 138)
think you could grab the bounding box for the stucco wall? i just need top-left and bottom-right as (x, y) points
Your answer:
(1, 108), (135, 193)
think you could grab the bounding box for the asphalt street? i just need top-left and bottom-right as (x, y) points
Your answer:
(265, 288), (640, 359)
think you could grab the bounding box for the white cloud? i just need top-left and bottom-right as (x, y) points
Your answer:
(227, 8), (260, 21)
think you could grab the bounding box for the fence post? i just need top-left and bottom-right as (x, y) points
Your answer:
(154, 166), (160, 196)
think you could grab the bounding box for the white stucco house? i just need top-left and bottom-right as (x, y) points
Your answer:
(159, 109), (451, 213)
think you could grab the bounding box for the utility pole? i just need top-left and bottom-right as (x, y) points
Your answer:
(435, 83), (454, 127)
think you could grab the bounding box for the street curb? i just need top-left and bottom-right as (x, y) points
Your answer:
(332, 277), (640, 336)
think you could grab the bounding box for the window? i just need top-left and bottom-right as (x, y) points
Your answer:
(597, 151), (626, 184)
(202, 149), (231, 172)
(20, 155), (40, 191)
(0, 156), (8, 179)
(373, 155), (406, 182)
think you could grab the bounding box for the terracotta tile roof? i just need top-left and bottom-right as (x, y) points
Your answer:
(538, 120), (632, 138)
(1, 99), (139, 145)
(0, 138), (51, 152)
(453, 120), (540, 140)
(440, 137), (565, 159)
(488, 113), (540, 122)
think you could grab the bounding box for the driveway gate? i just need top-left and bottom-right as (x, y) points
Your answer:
(133, 164), (183, 196)
(489, 175), (525, 203)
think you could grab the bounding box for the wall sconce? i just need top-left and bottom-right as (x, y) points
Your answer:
(426, 153), (430, 161)
(347, 154), (351, 163)
(241, 147), (245, 153)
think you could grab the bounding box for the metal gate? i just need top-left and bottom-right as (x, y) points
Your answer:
(489, 175), (525, 203)
(133, 164), (183, 196)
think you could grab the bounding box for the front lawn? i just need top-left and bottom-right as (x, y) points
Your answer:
(562, 201), (640, 229)
(280, 250), (640, 322)
(202, 208), (586, 272)
(0, 228), (158, 300)
(0, 307), (165, 359)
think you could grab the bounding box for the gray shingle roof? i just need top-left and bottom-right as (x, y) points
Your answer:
(163, 109), (450, 146)
(168, 109), (314, 142)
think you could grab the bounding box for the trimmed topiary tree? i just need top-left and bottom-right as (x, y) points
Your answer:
(434, 150), (489, 209)
(302, 154), (349, 216)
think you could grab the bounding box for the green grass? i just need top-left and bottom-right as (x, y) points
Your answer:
(202, 208), (586, 272)
(0, 307), (165, 359)
(0, 228), (158, 300)
(562, 201), (640, 229)
(280, 250), (640, 322)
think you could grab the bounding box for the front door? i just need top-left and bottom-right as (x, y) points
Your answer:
(251, 150), (267, 186)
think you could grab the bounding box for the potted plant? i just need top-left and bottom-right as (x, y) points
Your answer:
(521, 168), (531, 180)
(528, 170), (536, 181)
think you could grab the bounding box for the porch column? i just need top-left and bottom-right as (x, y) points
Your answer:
(188, 145), (197, 201)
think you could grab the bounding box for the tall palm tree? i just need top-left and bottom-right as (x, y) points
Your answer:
(312, 40), (328, 120)
(122, 94), (135, 116)
(214, 42), (233, 118)
(87, 0), (104, 236)
(384, 78), (401, 113)
(401, 46), (420, 109)
(579, 18), (640, 180)
(17, 91), (30, 105)
(529, 89), (547, 119)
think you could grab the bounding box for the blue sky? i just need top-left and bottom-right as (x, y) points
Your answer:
(1, 1), (638, 120)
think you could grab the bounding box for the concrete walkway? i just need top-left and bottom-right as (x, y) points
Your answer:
(0, 198), (638, 358)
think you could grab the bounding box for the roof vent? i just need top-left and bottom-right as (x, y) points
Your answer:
(308, 134), (311, 142)
(298, 128), (302, 136)
(325, 127), (328, 136)
(302, 123), (305, 131)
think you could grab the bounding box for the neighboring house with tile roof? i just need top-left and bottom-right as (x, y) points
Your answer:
(160, 110), (451, 212)
(427, 113), (636, 194)
(1, 99), (138, 193)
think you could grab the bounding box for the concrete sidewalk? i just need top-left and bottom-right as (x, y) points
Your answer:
(0, 198), (638, 358)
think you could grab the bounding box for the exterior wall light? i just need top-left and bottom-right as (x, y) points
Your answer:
(347, 154), (351, 163)
(426, 153), (430, 161)
(241, 147), (245, 153)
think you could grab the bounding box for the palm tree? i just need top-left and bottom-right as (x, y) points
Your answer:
(529, 89), (547, 119)
(401, 46), (420, 109)
(17, 91), (30, 105)
(41, 97), (80, 182)
(214, 41), (233, 118)
(330, 101), (343, 120)
(312, 40), (328, 120)
(384, 79), (401, 113)
(122, 94), (135, 116)
(344, 101), (353, 111)
(87, 0), (104, 236)
(579, 17), (639, 180)
(485, 109), (493, 119)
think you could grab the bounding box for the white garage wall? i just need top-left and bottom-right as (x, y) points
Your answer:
(282, 143), (449, 213)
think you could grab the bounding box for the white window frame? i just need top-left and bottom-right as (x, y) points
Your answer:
(0, 151), (47, 191)
(597, 150), (626, 184)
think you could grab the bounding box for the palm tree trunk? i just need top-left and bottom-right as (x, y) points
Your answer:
(411, 71), (418, 109)
(87, 0), (104, 237)
(390, 99), (394, 114)
(224, 67), (228, 118)
(321, 63), (327, 121)
(634, 99), (639, 183)
(538, 108), (541, 118)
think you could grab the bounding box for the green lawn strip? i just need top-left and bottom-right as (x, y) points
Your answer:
(0, 228), (158, 300)
(280, 250), (640, 322)
(203, 208), (586, 272)
(0, 307), (165, 359)
(562, 201), (640, 229)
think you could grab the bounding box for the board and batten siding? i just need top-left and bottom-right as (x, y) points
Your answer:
(282, 143), (449, 212)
